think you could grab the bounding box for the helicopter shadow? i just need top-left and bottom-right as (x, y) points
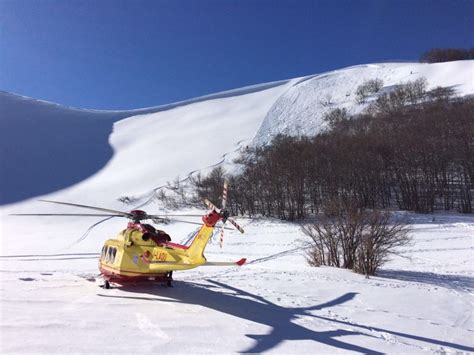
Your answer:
(97, 279), (473, 354)
(99, 281), (376, 353)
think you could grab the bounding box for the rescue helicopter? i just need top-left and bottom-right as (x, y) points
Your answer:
(12, 182), (246, 288)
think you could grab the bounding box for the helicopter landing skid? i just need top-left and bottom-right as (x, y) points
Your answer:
(98, 272), (173, 289)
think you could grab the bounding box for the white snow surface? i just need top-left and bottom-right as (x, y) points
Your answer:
(254, 61), (474, 145)
(1, 61), (473, 354)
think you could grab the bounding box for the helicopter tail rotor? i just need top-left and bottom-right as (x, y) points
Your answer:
(203, 180), (244, 249)
(219, 180), (229, 248)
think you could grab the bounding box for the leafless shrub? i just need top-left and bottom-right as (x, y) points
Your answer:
(118, 196), (139, 205)
(355, 79), (384, 104)
(405, 77), (427, 104)
(369, 78), (428, 114)
(154, 189), (180, 209)
(367, 78), (384, 92)
(427, 86), (456, 102)
(150, 176), (193, 209)
(302, 222), (340, 267)
(323, 108), (350, 128)
(303, 199), (411, 276)
(354, 211), (411, 276)
(192, 166), (226, 204)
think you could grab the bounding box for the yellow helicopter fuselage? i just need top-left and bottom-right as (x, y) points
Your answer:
(11, 195), (245, 286)
(99, 219), (216, 283)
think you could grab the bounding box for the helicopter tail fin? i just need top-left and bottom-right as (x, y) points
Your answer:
(184, 208), (226, 262)
(184, 224), (216, 262)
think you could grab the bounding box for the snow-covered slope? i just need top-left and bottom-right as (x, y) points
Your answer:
(1, 61), (472, 206)
(0, 79), (289, 205)
(1, 61), (473, 354)
(254, 61), (474, 145)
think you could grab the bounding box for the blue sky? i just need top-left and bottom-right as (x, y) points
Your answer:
(1, 0), (472, 110)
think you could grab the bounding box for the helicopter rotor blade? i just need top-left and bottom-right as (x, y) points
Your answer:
(146, 214), (203, 219)
(68, 216), (117, 248)
(221, 180), (228, 210)
(168, 218), (233, 230)
(168, 218), (201, 226)
(203, 198), (221, 213)
(219, 225), (225, 248)
(10, 213), (125, 217)
(219, 180), (229, 248)
(39, 200), (132, 218)
(227, 217), (245, 234)
(217, 223), (234, 232)
(204, 189), (244, 234)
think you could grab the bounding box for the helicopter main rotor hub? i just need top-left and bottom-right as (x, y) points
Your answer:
(130, 210), (148, 222)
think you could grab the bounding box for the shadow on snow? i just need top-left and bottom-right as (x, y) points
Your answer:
(98, 280), (473, 353)
(378, 269), (474, 293)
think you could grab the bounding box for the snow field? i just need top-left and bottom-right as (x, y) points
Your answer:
(1, 214), (473, 353)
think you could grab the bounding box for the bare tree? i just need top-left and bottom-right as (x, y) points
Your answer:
(420, 48), (474, 63)
(354, 211), (411, 276)
(323, 108), (350, 128)
(404, 77), (427, 104)
(303, 198), (411, 276)
(192, 166), (226, 204)
(302, 222), (340, 267)
(195, 93), (473, 218)
(427, 86), (456, 102)
(355, 79), (384, 104)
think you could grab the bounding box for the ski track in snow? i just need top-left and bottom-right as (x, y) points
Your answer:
(133, 136), (252, 210)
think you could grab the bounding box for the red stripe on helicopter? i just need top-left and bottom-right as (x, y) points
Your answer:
(162, 242), (189, 250)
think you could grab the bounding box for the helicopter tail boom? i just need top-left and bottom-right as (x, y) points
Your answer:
(204, 258), (247, 266)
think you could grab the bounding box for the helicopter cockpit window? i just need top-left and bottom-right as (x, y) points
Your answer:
(107, 247), (113, 263)
(102, 246), (108, 260)
(104, 247), (117, 264)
